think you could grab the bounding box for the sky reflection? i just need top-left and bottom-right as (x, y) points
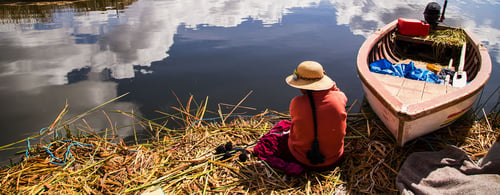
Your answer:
(1, 0), (498, 86)
(0, 0), (498, 163)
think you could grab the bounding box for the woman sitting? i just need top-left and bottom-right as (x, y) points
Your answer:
(252, 61), (348, 174)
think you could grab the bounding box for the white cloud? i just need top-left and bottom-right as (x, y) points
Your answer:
(0, 0), (321, 88)
(0, 0), (498, 91)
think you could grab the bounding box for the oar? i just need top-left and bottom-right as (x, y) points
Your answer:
(452, 43), (467, 87)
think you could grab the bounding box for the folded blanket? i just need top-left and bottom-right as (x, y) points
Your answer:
(396, 143), (500, 194)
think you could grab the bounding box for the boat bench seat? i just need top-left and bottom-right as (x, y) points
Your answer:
(372, 73), (459, 104)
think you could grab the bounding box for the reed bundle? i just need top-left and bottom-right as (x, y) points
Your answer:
(425, 28), (467, 60)
(427, 28), (467, 47)
(0, 93), (498, 194)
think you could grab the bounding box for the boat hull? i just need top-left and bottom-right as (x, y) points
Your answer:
(357, 20), (492, 146)
(362, 82), (479, 145)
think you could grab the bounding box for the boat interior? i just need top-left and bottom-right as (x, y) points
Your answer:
(366, 27), (482, 105)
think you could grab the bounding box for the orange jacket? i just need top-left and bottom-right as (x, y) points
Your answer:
(288, 85), (347, 167)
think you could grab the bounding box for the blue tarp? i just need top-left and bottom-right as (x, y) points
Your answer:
(369, 59), (443, 84)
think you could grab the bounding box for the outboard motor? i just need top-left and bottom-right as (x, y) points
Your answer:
(424, 2), (441, 27)
(424, 0), (447, 29)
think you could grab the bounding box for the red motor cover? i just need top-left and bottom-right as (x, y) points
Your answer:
(397, 18), (430, 36)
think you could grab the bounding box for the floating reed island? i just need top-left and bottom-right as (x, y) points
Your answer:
(0, 92), (498, 194)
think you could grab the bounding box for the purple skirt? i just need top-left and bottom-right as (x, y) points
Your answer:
(253, 121), (304, 175)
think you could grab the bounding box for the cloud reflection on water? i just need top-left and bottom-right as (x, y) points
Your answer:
(1, 0), (498, 85)
(1, 0), (497, 88)
(0, 0), (498, 162)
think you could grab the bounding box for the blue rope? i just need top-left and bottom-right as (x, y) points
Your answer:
(25, 136), (31, 159)
(44, 140), (94, 165)
(39, 127), (48, 135)
(26, 126), (94, 165)
(25, 127), (49, 159)
(27, 114), (279, 163)
(39, 126), (58, 139)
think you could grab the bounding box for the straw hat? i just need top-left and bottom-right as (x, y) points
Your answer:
(285, 61), (334, 91)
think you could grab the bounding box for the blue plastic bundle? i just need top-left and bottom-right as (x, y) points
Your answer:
(369, 59), (443, 84)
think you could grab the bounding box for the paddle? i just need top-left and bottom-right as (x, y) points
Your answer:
(452, 43), (467, 87)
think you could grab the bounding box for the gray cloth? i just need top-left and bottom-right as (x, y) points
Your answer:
(396, 143), (500, 195)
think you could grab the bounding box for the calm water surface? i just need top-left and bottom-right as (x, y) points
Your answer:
(0, 0), (498, 162)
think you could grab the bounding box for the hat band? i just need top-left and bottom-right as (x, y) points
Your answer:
(293, 70), (325, 81)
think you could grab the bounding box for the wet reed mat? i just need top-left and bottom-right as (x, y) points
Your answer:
(0, 95), (498, 194)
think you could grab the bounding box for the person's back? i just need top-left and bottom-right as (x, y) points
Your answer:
(252, 60), (347, 174)
(288, 86), (347, 168)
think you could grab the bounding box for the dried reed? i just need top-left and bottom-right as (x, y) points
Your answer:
(426, 28), (467, 60)
(427, 28), (467, 47)
(0, 93), (497, 194)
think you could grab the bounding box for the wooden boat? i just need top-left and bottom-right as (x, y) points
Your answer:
(356, 19), (492, 146)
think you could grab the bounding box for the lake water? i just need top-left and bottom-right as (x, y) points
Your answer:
(0, 0), (498, 163)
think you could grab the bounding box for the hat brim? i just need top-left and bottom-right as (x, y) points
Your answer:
(285, 74), (334, 91)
